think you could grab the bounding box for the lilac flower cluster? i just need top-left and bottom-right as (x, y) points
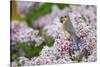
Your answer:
(69, 5), (96, 59)
(11, 4), (96, 66)
(11, 21), (44, 46)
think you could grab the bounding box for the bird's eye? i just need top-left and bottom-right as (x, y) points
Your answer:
(64, 16), (67, 18)
(60, 17), (64, 23)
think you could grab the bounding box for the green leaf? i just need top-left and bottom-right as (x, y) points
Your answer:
(11, 53), (18, 61)
(46, 36), (55, 47)
(56, 3), (70, 9)
(38, 30), (54, 47)
(38, 29), (47, 36)
(16, 42), (33, 59)
(16, 41), (45, 59)
(25, 3), (52, 27)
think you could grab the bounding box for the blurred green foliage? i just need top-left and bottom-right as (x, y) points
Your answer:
(45, 36), (54, 47)
(16, 41), (45, 59)
(25, 3), (70, 27)
(11, 28), (54, 60)
(16, 36), (54, 59)
(25, 3), (51, 27)
(38, 29), (48, 36)
(38, 29), (54, 47)
(11, 52), (18, 61)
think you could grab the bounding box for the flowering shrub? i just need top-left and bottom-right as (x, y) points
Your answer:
(11, 1), (96, 66)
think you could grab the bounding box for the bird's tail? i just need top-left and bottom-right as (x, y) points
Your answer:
(72, 34), (80, 51)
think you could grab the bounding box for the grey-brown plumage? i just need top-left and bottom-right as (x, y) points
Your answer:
(60, 16), (80, 50)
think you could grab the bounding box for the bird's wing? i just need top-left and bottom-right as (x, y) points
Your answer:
(64, 22), (76, 35)
(64, 22), (80, 50)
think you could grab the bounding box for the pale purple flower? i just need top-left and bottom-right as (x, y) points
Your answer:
(11, 21), (44, 46)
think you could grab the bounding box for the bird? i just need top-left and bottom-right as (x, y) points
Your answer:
(60, 15), (80, 51)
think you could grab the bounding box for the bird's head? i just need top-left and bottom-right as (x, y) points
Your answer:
(60, 16), (70, 24)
